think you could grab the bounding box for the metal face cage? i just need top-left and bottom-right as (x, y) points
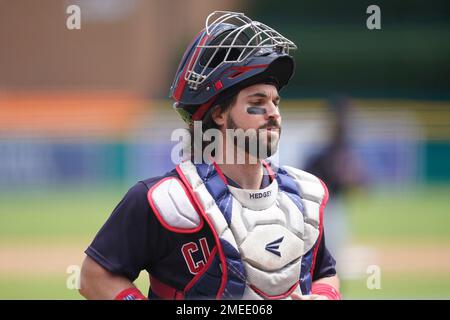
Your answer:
(184, 11), (298, 90)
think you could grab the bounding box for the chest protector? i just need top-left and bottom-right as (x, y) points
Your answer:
(147, 160), (328, 300)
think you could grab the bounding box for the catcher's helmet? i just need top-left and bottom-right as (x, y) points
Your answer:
(169, 11), (297, 124)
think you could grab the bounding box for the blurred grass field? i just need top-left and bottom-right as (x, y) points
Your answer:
(1, 184), (450, 299)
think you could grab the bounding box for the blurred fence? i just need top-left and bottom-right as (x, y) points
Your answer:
(1, 93), (449, 190)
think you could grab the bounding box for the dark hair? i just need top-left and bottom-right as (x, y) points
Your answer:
(188, 94), (237, 160)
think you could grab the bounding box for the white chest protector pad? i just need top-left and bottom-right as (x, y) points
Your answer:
(149, 161), (326, 299)
(226, 174), (320, 299)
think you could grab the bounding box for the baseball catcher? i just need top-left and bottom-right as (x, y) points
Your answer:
(79, 11), (340, 300)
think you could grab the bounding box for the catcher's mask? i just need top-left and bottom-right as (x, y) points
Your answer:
(169, 11), (297, 124)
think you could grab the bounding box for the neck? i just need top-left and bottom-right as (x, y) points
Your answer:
(217, 161), (263, 190)
(215, 143), (263, 189)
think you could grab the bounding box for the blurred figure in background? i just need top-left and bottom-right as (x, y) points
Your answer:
(304, 96), (367, 269)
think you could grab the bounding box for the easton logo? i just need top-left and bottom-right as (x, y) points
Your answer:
(249, 190), (271, 199)
(265, 236), (284, 257)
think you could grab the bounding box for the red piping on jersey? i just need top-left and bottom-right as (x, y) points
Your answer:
(261, 160), (275, 182)
(310, 179), (329, 278)
(250, 281), (299, 300)
(213, 159), (274, 185)
(175, 164), (228, 300)
(183, 246), (218, 294)
(147, 177), (204, 234)
(212, 161), (229, 185)
(214, 159), (274, 185)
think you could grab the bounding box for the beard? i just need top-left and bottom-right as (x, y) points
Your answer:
(226, 113), (281, 159)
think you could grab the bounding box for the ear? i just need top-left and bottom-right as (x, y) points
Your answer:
(211, 105), (226, 127)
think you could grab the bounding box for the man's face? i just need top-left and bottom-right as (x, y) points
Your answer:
(218, 83), (282, 159)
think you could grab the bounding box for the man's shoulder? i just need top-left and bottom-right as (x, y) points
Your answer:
(280, 165), (323, 183)
(278, 165), (329, 202)
(138, 168), (179, 190)
(124, 169), (179, 200)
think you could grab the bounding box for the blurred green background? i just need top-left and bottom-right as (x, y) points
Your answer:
(1, 183), (450, 299)
(1, 0), (449, 300)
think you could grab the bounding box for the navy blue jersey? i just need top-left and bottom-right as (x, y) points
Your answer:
(86, 168), (337, 296)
